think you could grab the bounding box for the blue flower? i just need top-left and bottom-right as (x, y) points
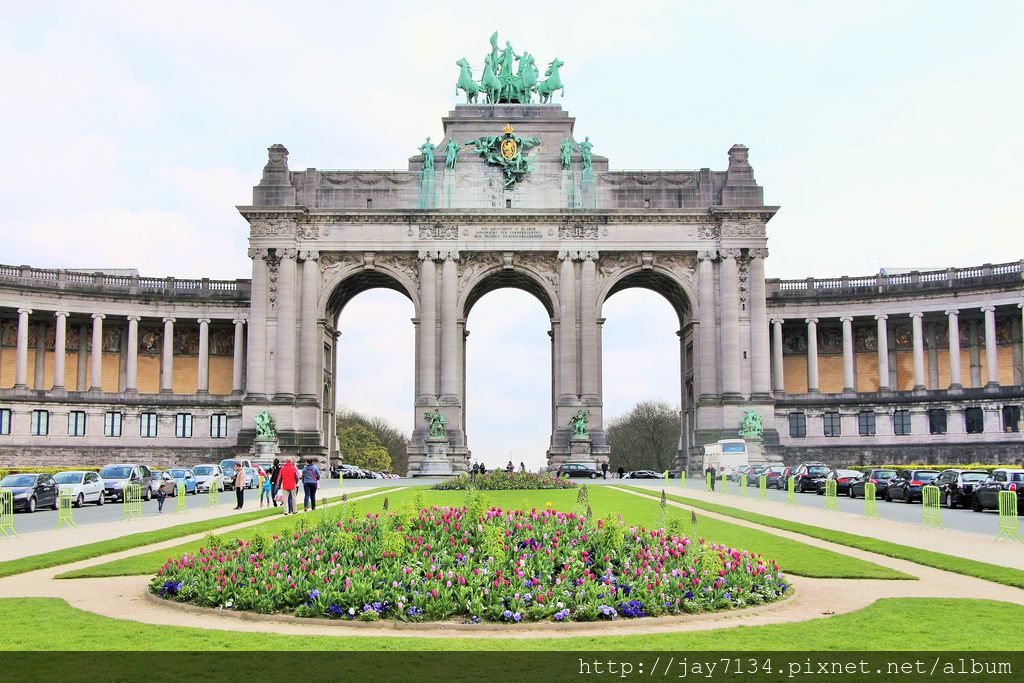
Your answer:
(160, 580), (182, 596)
(306, 589), (320, 605)
(326, 604), (345, 618)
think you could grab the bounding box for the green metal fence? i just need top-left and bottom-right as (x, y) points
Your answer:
(0, 490), (17, 538)
(996, 490), (1022, 542)
(862, 482), (880, 520)
(921, 485), (943, 529)
(758, 475), (768, 499)
(122, 484), (143, 521)
(786, 476), (798, 506)
(56, 489), (77, 529)
(823, 479), (839, 512)
(175, 481), (187, 513)
(208, 480), (220, 507)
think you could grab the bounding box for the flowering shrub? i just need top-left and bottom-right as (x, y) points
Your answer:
(150, 504), (789, 623)
(433, 471), (576, 491)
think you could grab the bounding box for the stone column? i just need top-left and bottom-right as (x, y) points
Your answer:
(771, 318), (785, 393)
(579, 252), (600, 401)
(246, 249), (269, 398)
(719, 249), (742, 399)
(696, 251), (718, 399)
(14, 308), (31, 389)
(945, 309), (961, 389)
(418, 253), (438, 399)
(53, 311), (68, 389)
(298, 250), (320, 399)
(875, 314), (889, 390)
(161, 317), (175, 393)
(981, 305), (999, 387)
(840, 315), (855, 393)
(89, 313), (105, 391)
(440, 252), (459, 400)
(33, 321), (46, 389)
(275, 249), (298, 399)
(910, 312), (925, 390)
(805, 317), (819, 393)
(75, 323), (88, 391)
(197, 318), (210, 394)
(125, 315), (139, 393)
(557, 251), (577, 399)
(748, 249), (771, 397)
(232, 318), (246, 395)
(968, 319), (982, 387)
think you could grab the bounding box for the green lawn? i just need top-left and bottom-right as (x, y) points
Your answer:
(0, 487), (397, 580)
(621, 486), (1024, 589)
(62, 485), (907, 580)
(0, 597), (1019, 650)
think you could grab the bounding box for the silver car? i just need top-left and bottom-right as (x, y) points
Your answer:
(191, 464), (224, 493)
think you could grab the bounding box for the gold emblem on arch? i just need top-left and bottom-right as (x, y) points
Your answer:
(500, 137), (518, 160)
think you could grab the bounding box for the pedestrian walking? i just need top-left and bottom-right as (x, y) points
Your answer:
(301, 459), (321, 512)
(705, 464), (717, 491)
(154, 472), (172, 513)
(480, 463), (486, 475)
(601, 461), (609, 480)
(260, 471), (272, 508)
(519, 461), (526, 472)
(269, 458), (282, 507)
(232, 462), (246, 509)
(505, 460), (515, 473)
(617, 466), (624, 479)
(276, 457), (300, 515)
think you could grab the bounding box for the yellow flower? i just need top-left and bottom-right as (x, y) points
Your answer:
(546, 501), (552, 508)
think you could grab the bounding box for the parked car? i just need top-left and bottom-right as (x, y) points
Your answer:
(191, 464), (224, 493)
(0, 473), (60, 512)
(555, 462), (601, 479)
(791, 463), (830, 493)
(775, 466), (792, 490)
(970, 469), (1024, 513)
(333, 464), (366, 479)
(53, 470), (105, 507)
(219, 459), (254, 490)
(99, 463), (153, 502)
(885, 469), (940, 503)
(166, 468), (198, 495)
(755, 466), (786, 488)
(934, 469), (989, 509)
(242, 467), (260, 489)
(622, 470), (661, 479)
(848, 469), (898, 499)
(729, 465), (752, 482)
(816, 469), (861, 495)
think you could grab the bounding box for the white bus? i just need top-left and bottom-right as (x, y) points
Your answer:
(701, 439), (748, 474)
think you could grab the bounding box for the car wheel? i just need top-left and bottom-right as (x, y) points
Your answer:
(143, 488), (151, 502)
(971, 495), (982, 512)
(945, 492), (956, 509)
(848, 488), (856, 499)
(27, 496), (36, 513)
(75, 494), (84, 508)
(590, 473), (598, 479)
(884, 490), (891, 502)
(52, 495), (60, 510)
(97, 494), (104, 506)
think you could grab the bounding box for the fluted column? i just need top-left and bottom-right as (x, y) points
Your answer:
(418, 253), (438, 399)
(909, 312), (925, 390)
(125, 315), (139, 393)
(696, 250), (718, 399)
(579, 251), (599, 400)
(440, 252), (459, 400)
(53, 311), (68, 389)
(89, 313), (104, 391)
(196, 318), (211, 394)
(298, 250), (320, 399)
(982, 304), (998, 387)
(840, 315), (855, 392)
(770, 318), (785, 393)
(33, 322), (46, 389)
(875, 314), (890, 390)
(161, 317), (175, 393)
(557, 251), (577, 399)
(719, 249), (742, 398)
(747, 249), (771, 397)
(275, 249), (298, 399)
(246, 249), (269, 398)
(232, 318), (246, 395)
(945, 309), (961, 389)
(805, 317), (819, 393)
(15, 308), (31, 389)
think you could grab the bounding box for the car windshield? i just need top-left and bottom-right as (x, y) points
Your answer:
(807, 466), (829, 476)
(915, 472), (939, 480)
(169, 469), (188, 478)
(53, 472), (84, 484)
(193, 466), (214, 475)
(961, 473), (988, 482)
(874, 471), (897, 479)
(1, 474), (37, 487)
(99, 466), (132, 479)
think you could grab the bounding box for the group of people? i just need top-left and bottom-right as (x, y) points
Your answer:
(242, 457), (322, 515)
(468, 460), (528, 475)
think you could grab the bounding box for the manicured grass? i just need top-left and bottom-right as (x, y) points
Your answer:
(621, 486), (1024, 589)
(64, 486), (907, 580)
(0, 597), (1019, 650)
(0, 487), (397, 580)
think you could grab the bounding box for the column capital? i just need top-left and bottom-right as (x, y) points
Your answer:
(908, 311), (924, 319)
(233, 318), (247, 326)
(54, 311), (70, 319)
(277, 248), (298, 260)
(558, 250), (584, 261)
(299, 249), (319, 262)
(442, 250), (460, 261)
(163, 317), (176, 325)
(697, 249), (718, 262)
(944, 309), (959, 316)
(839, 315), (854, 323)
(126, 315), (142, 322)
(720, 248), (742, 260)
(804, 317), (818, 325)
(582, 250), (599, 261)
(874, 313), (888, 321)
(247, 247), (269, 260)
(770, 317), (785, 325)
(197, 318), (211, 325)
(17, 307), (32, 315)
(748, 247), (769, 259)
(91, 313), (106, 321)
(980, 304), (996, 313)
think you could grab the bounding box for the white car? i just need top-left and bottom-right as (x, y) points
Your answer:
(53, 470), (105, 507)
(192, 464), (224, 493)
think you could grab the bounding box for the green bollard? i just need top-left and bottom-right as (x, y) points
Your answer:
(824, 479), (839, 512)
(679, 469), (686, 489)
(758, 475), (768, 499)
(56, 489), (77, 529)
(208, 480), (220, 507)
(921, 485), (943, 529)
(862, 482), (880, 520)
(0, 490), (15, 537)
(739, 474), (747, 497)
(996, 490), (1022, 542)
(664, 470), (669, 486)
(705, 472), (712, 492)
(122, 484), (143, 521)
(719, 472), (727, 495)
(175, 481), (187, 513)
(786, 476), (798, 506)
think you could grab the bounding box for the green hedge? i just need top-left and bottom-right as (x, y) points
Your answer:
(0, 466), (101, 478)
(846, 463), (1017, 474)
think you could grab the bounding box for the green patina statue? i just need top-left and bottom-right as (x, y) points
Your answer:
(444, 138), (461, 169)
(424, 410), (448, 439)
(559, 137), (574, 170)
(466, 123), (541, 187)
(254, 409), (277, 440)
(738, 409), (764, 439)
(455, 58), (481, 103)
(578, 136), (594, 173)
(569, 408), (590, 438)
(454, 33), (564, 105)
(419, 137), (437, 177)
(536, 58), (565, 104)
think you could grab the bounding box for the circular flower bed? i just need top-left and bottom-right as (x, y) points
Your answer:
(432, 471), (576, 490)
(151, 503), (789, 623)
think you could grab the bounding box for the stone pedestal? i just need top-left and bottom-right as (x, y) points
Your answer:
(413, 437), (456, 477)
(568, 436), (597, 464)
(743, 437), (782, 465)
(251, 437), (280, 460)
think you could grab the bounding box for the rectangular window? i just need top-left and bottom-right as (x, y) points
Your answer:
(210, 413), (229, 439)
(788, 412), (807, 438)
(822, 411), (841, 437)
(1003, 405), (1021, 433)
(893, 409), (911, 436)
(174, 413), (193, 439)
(68, 411), (86, 437)
(928, 408), (947, 435)
(964, 407), (984, 434)
(103, 411), (123, 437)
(857, 410), (876, 436)
(30, 410), (49, 436)
(139, 412), (158, 438)
(0, 408), (11, 435)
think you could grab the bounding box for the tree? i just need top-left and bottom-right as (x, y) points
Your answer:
(336, 409), (409, 475)
(338, 423), (392, 472)
(606, 401), (680, 473)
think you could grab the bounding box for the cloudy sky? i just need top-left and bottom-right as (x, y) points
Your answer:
(2, 2), (1021, 469)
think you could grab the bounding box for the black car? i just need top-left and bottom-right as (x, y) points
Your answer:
(791, 462), (830, 493)
(555, 463), (601, 479)
(848, 469), (898, 499)
(971, 469), (1024, 513)
(753, 466), (786, 488)
(934, 469), (989, 509)
(622, 470), (661, 479)
(0, 473), (59, 513)
(885, 469), (940, 503)
(775, 466), (792, 490)
(816, 469), (861, 495)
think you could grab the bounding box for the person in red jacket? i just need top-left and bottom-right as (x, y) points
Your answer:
(275, 457), (300, 515)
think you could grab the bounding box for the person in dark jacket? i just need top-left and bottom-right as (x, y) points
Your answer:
(269, 458), (282, 507)
(301, 459), (321, 512)
(705, 464), (717, 491)
(617, 466), (624, 479)
(601, 462), (609, 479)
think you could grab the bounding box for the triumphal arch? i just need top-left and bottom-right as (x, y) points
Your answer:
(237, 35), (777, 475)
